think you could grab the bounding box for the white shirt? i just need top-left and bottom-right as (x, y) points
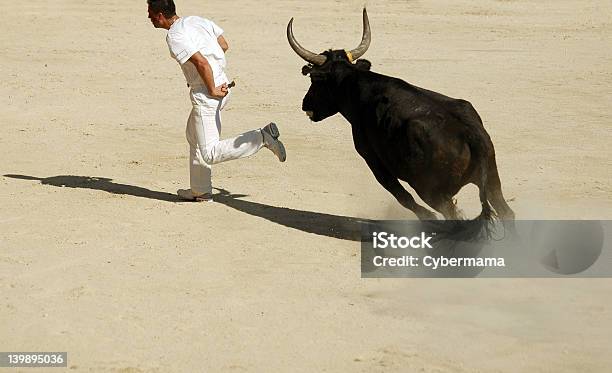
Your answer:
(166, 16), (228, 90)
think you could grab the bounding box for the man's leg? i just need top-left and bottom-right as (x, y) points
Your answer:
(193, 102), (264, 165)
(186, 108), (213, 196)
(192, 95), (285, 164)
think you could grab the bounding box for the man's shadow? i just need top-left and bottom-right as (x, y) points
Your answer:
(4, 174), (181, 202)
(4, 174), (368, 241)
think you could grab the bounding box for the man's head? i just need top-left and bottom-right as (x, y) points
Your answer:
(147, 0), (176, 29)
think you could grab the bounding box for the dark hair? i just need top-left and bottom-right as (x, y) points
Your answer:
(147, 0), (176, 18)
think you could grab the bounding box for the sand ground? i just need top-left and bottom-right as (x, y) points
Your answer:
(1, 0), (611, 372)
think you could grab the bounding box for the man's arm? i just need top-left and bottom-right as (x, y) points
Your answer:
(188, 52), (227, 99)
(217, 35), (228, 53)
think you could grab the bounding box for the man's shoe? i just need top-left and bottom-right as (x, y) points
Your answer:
(262, 122), (281, 139)
(177, 189), (213, 202)
(261, 122), (286, 162)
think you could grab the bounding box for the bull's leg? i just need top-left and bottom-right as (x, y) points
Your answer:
(363, 157), (437, 220)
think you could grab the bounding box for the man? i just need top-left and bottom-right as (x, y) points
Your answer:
(147, 0), (286, 202)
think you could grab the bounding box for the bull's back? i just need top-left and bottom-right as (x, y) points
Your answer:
(362, 72), (483, 125)
(363, 73), (486, 185)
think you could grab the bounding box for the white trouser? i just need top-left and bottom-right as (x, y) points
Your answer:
(186, 87), (264, 194)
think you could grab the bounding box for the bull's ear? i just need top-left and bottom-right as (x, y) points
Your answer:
(302, 65), (313, 76)
(355, 59), (371, 71)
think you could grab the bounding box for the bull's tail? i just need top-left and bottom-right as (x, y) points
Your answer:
(472, 160), (498, 239)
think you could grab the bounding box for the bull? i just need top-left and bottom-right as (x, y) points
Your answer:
(287, 9), (515, 236)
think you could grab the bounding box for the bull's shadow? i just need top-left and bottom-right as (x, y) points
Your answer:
(3, 174), (367, 241)
(213, 187), (368, 241)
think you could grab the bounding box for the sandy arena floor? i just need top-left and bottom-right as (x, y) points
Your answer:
(1, 0), (611, 372)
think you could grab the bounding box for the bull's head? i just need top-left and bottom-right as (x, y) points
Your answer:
(287, 8), (372, 122)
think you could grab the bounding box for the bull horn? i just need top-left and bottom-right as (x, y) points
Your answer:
(347, 8), (371, 60)
(287, 18), (327, 66)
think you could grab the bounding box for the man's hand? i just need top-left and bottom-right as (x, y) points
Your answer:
(189, 52), (228, 99)
(209, 83), (228, 99)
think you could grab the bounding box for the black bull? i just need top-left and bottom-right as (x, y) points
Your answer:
(288, 9), (515, 237)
